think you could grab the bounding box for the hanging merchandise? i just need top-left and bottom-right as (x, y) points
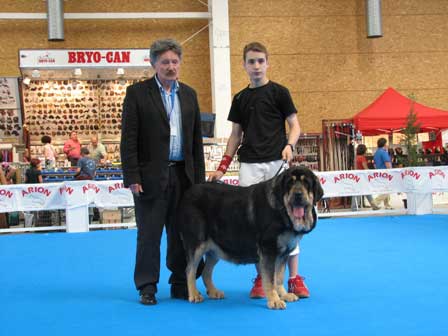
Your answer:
(0, 77), (22, 141)
(19, 49), (153, 166)
(322, 120), (355, 172)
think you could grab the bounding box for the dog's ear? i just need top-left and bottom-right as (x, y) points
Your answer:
(270, 171), (288, 209)
(312, 173), (324, 204)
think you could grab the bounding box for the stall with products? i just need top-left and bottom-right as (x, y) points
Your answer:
(19, 49), (152, 173)
(352, 87), (448, 166)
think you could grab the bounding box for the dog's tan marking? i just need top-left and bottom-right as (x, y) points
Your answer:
(275, 259), (298, 302)
(259, 256), (286, 309)
(202, 250), (225, 299)
(186, 243), (207, 303)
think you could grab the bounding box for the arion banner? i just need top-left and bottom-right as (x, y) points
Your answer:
(0, 166), (447, 213)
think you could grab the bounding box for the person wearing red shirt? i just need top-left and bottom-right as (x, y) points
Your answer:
(63, 131), (81, 166)
(351, 144), (380, 211)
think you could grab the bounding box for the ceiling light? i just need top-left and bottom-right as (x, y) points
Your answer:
(22, 77), (31, 86)
(31, 69), (40, 78)
(73, 68), (82, 77)
(116, 68), (125, 76)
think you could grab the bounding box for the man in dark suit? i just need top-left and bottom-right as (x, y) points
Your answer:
(120, 39), (205, 306)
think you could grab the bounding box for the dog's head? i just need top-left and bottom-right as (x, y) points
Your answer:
(271, 166), (323, 233)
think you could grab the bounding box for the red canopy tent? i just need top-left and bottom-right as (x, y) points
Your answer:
(352, 87), (448, 136)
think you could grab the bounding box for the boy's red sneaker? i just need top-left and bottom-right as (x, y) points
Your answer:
(249, 275), (265, 299)
(288, 275), (310, 298)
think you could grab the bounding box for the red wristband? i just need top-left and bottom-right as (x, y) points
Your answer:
(217, 155), (233, 174)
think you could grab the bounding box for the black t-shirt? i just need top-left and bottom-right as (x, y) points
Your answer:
(25, 167), (41, 184)
(228, 81), (297, 163)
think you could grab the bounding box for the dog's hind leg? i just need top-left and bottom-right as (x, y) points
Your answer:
(202, 252), (224, 299)
(186, 244), (207, 303)
(275, 257), (298, 302)
(259, 254), (286, 310)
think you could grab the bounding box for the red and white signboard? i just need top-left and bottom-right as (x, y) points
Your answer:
(19, 49), (151, 68)
(0, 167), (447, 213)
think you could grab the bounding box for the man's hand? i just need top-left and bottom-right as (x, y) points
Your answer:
(129, 183), (143, 195)
(208, 170), (224, 182)
(282, 145), (294, 163)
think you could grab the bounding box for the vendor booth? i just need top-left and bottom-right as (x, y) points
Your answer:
(353, 87), (448, 165)
(353, 87), (448, 136)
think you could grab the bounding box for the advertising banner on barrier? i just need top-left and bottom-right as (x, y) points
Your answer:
(0, 166), (447, 213)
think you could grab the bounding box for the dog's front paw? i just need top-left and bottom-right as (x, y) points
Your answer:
(281, 293), (299, 302)
(207, 288), (225, 299)
(189, 291), (204, 303)
(267, 299), (287, 310)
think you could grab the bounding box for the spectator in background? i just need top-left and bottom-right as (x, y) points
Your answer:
(351, 144), (380, 211)
(25, 158), (43, 184)
(373, 138), (393, 210)
(22, 148), (31, 163)
(441, 143), (448, 165)
(2, 162), (17, 185)
(0, 154), (7, 228)
(0, 153), (7, 185)
(393, 147), (405, 168)
(63, 131), (81, 166)
(74, 147), (96, 180)
(88, 134), (107, 164)
(41, 135), (56, 169)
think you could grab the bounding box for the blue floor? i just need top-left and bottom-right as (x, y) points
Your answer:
(1, 215), (447, 336)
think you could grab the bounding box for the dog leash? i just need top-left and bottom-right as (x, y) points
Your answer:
(211, 160), (288, 184)
(273, 160), (289, 177)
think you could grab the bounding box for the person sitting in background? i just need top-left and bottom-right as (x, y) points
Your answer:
(41, 135), (56, 169)
(87, 135), (107, 164)
(63, 131), (81, 166)
(351, 144), (380, 211)
(25, 158), (43, 184)
(393, 147), (405, 168)
(74, 147), (96, 180)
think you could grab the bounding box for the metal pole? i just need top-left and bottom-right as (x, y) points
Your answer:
(366, 0), (382, 38)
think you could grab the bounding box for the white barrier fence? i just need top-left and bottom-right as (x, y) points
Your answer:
(1, 166), (447, 233)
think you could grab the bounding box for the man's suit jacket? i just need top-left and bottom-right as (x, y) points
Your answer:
(120, 77), (205, 199)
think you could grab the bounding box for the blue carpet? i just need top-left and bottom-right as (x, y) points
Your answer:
(1, 215), (447, 336)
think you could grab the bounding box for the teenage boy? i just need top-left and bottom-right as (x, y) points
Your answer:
(208, 42), (309, 299)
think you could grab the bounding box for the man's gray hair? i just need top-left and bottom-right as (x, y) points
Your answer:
(149, 39), (182, 66)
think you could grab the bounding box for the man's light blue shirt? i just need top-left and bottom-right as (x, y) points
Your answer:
(373, 147), (391, 169)
(155, 75), (184, 161)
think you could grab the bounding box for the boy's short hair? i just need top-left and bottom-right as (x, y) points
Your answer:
(81, 147), (90, 156)
(243, 42), (268, 61)
(30, 158), (41, 167)
(377, 138), (387, 148)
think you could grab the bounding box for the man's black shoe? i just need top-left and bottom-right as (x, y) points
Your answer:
(170, 285), (188, 300)
(140, 293), (157, 305)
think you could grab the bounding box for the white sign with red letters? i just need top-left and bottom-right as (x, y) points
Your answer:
(19, 49), (151, 68)
(0, 166), (447, 213)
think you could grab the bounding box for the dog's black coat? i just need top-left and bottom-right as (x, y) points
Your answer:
(177, 166), (323, 309)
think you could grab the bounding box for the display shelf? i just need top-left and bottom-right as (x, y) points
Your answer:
(291, 134), (322, 171)
(41, 167), (123, 182)
(203, 141), (239, 173)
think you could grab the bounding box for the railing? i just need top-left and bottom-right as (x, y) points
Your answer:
(1, 166), (447, 233)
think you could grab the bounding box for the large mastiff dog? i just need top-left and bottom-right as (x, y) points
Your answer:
(177, 166), (323, 309)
